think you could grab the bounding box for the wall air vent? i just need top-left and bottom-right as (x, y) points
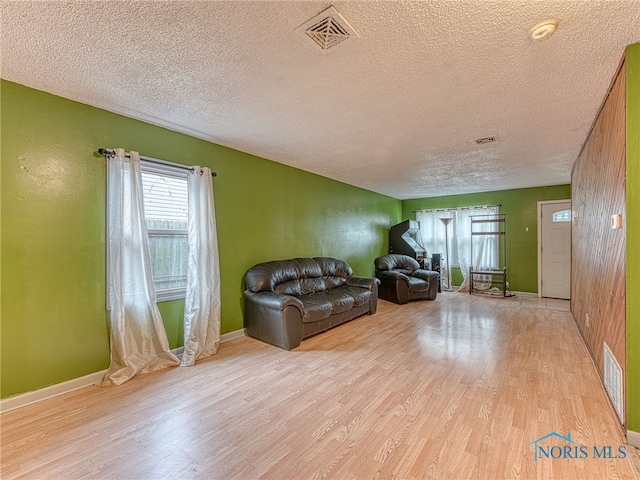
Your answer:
(603, 342), (624, 423)
(474, 135), (499, 145)
(296, 6), (358, 54)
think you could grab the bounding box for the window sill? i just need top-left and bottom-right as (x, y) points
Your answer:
(156, 288), (186, 302)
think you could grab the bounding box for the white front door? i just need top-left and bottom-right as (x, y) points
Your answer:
(540, 201), (571, 299)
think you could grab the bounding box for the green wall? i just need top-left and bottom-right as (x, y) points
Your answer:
(626, 43), (640, 434)
(0, 80), (401, 398)
(402, 185), (571, 293)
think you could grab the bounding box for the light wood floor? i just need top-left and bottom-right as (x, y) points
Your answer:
(1, 292), (637, 479)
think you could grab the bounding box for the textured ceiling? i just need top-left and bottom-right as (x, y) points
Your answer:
(2, 1), (640, 199)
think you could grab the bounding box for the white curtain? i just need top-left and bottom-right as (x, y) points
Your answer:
(416, 211), (450, 286)
(103, 149), (179, 386)
(181, 167), (221, 366)
(416, 211), (447, 262)
(417, 206), (499, 291)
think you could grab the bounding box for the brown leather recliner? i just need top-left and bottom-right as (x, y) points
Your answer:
(374, 254), (439, 304)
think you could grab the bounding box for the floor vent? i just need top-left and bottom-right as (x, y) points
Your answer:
(603, 342), (624, 423)
(296, 6), (358, 54)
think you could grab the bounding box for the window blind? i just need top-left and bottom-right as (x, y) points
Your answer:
(140, 161), (188, 224)
(140, 160), (189, 299)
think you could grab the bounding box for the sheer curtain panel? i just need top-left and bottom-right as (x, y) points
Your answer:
(416, 210), (449, 283)
(102, 149), (179, 386)
(181, 167), (221, 366)
(457, 207), (499, 292)
(417, 206), (499, 291)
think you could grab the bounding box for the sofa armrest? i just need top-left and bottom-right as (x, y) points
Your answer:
(244, 291), (306, 350)
(244, 290), (304, 313)
(347, 276), (381, 291)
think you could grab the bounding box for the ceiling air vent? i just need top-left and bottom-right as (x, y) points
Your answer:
(307, 16), (349, 50)
(474, 135), (499, 145)
(296, 6), (358, 54)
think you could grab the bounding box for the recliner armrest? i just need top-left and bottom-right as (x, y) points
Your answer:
(347, 276), (381, 291)
(375, 270), (409, 282)
(411, 269), (439, 282)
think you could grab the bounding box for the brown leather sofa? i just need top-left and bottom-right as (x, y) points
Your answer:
(244, 257), (380, 350)
(374, 254), (439, 304)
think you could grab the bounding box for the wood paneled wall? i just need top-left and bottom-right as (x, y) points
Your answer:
(571, 60), (626, 425)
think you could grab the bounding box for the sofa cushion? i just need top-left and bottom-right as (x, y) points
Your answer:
(327, 290), (355, 314)
(275, 277), (327, 296)
(298, 293), (333, 323)
(323, 276), (347, 289)
(273, 279), (301, 296)
(314, 257), (353, 278)
(245, 257), (352, 294)
(341, 286), (372, 306)
(298, 290), (356, 322)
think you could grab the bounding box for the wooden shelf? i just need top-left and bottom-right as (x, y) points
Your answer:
(470, 269), (506, 275)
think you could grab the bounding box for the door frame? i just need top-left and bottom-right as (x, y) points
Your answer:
(537, 199), (572, 298)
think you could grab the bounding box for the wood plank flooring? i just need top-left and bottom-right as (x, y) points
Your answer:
(1, 292), (637, 479)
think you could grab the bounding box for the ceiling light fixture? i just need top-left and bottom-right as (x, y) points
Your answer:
(530, 19), (559, 42)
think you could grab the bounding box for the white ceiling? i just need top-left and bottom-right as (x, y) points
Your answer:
(2, 1), (640, 199)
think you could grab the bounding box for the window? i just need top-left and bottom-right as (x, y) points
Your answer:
(416, 206), (499, 269)
(140, 161), (189, 301)
(552, 209), (571, 223)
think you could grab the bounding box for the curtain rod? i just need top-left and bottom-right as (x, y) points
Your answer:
(98, 148), (217, 177)
(412, 204), (501, 214)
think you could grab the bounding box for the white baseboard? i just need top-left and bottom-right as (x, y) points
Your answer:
(172, 346), (185, 357)
(628, 429), (640, 449)
(0, 328), (246, 414)
(0, 370), (106, 414)
(220, 328), (246, 343)
(512, 290), (538, 297)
